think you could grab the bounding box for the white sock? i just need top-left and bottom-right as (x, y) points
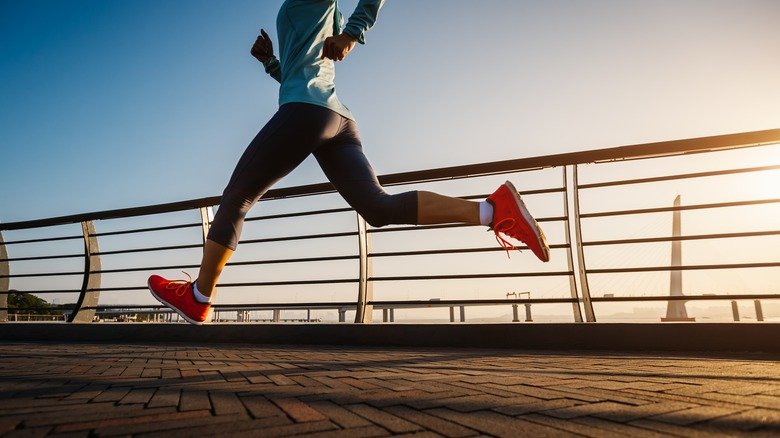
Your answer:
(479, 201), (494, 226)
(192, 281), (212, 304)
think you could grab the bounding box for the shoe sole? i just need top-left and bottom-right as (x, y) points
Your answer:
(147, 279), (210, 326)
(504, 180), (550, 262)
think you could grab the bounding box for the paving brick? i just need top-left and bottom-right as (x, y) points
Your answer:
(105, 413), (261, 437)
(209, 390), (245, 415)
(179, 390), (211, 412)
(303, 425), (389, 438)
(241, 395), (287, 419)
(91, 386), (131, 403)
(705, 408), (780, 431)
(231, 419), (338, 438)
(53, 409), (209, 434)
(649, 405), (751, 425)
(267, 373), (297, 386)
(492, 398), (584, 416)
(427, 408), (569, 437)
(385, 405), (478, 437)
(308, 400), (373, 428)
(520, 413), (629, 438)
(347, 403), (423, 433)
(118, 387), (155, 405)
(148, 387), (180, 408)
(271, 397), (328, 422)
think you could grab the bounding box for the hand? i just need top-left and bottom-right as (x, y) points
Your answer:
(321, 33), (357, 62)
(251, 29), (274, 63)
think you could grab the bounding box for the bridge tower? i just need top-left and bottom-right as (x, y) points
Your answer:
(662, 195), (695, 322)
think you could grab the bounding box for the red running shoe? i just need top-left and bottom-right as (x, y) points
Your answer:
(487, 181), (550, 262)
(147, 274), (211, 325)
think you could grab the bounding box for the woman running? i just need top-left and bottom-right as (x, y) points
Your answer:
(148, 0), (550, 325)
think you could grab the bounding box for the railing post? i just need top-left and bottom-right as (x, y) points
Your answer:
(755, 300), (764, 321)
(449, 306), (455, 322)
(512, 304), (519, 322)
(731, 301), (740, 321)
(68, 221), (101, 323)
(459, 306), (465, 322)
(338, 308), (346, 323)
(0, 230), (8, 322)
(572, 165), (597, 322)
(563, 166), (584, 322)
(354, 214), (373, 323)
(199, 206), (214, 245)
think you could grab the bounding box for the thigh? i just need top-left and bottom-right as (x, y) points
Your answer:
(313, 124), (386, 208)
(222, 104), (341, 202)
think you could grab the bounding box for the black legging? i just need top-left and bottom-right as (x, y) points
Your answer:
(207, 103), (419, 250)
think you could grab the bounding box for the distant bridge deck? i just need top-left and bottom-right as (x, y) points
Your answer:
(0, 340), (778, 437)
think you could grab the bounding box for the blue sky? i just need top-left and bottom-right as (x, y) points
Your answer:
(2, 0), (779, 223)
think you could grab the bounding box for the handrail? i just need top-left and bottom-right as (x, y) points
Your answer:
(2, 128), (779, 325)
(3, 128), (778, 231)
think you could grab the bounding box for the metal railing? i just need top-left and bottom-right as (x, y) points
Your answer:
(1, 129), (779, 323)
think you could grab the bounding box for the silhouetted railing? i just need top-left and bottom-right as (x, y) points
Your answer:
(1, 129), (779, 323)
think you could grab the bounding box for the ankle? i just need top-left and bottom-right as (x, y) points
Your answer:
(192, 280), (212, 304)
(479, 201), (494, 226)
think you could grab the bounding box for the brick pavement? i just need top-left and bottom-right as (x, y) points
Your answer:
(0, 342), (778, 437)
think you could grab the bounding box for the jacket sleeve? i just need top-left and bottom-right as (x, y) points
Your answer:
(262, 57), (282, 83)
(342, 0), (386, 44)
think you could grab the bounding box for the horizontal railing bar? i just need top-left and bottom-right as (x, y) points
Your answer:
(218, 279), (359, 287)
(1, 271), (83, 279)
(580, 199), (779, 219)
(0, 290), (81, 295)
(213, 302), (355, 310)
(591, 293), (780, 302)
(578, 164), (780, 189)
(0, 235), (82, 245)
(583, 230), (780, 246)
(587, 262), (780, 274)
(90, 222), (202, 237)
(79, 302), (359, 311)
(0, 307), (73, 311)
(461, 187), (566, 200)
(245, 207), (354, 222)
(239, 231), (358, 245)
(96, 265), (199, 275)
(95, 243), (202, 256)
(375, 130), (780, 186)
(4, 129), (776, 231)
(0, 197), (221, 232)
(82, 279), (360, 292)
(368, 223), (475, 234)
(370, 244), (570, 258)
(94, 254), (362, 274)
(369, 298), (577, 306)
(226, 254), (359, 266)
(368, 216), (567, 234)
(370, 271), (573, 281)
(0, 253), (83, 262)
(217, 278), (359, 287)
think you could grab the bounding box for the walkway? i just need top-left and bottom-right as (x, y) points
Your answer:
(0, 342), (778, 436)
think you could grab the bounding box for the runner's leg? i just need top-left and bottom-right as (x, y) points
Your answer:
(198, 104), (342, 297)
(314, 118), (480, 227)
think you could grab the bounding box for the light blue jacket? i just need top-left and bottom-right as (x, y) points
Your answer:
(263, 0), (385, 121)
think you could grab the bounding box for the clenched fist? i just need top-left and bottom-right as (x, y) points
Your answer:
(321, 33), (357, 62)
(251, 29), (274, 63)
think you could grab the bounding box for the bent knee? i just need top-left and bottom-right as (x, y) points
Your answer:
(355, 191), (418, 228)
